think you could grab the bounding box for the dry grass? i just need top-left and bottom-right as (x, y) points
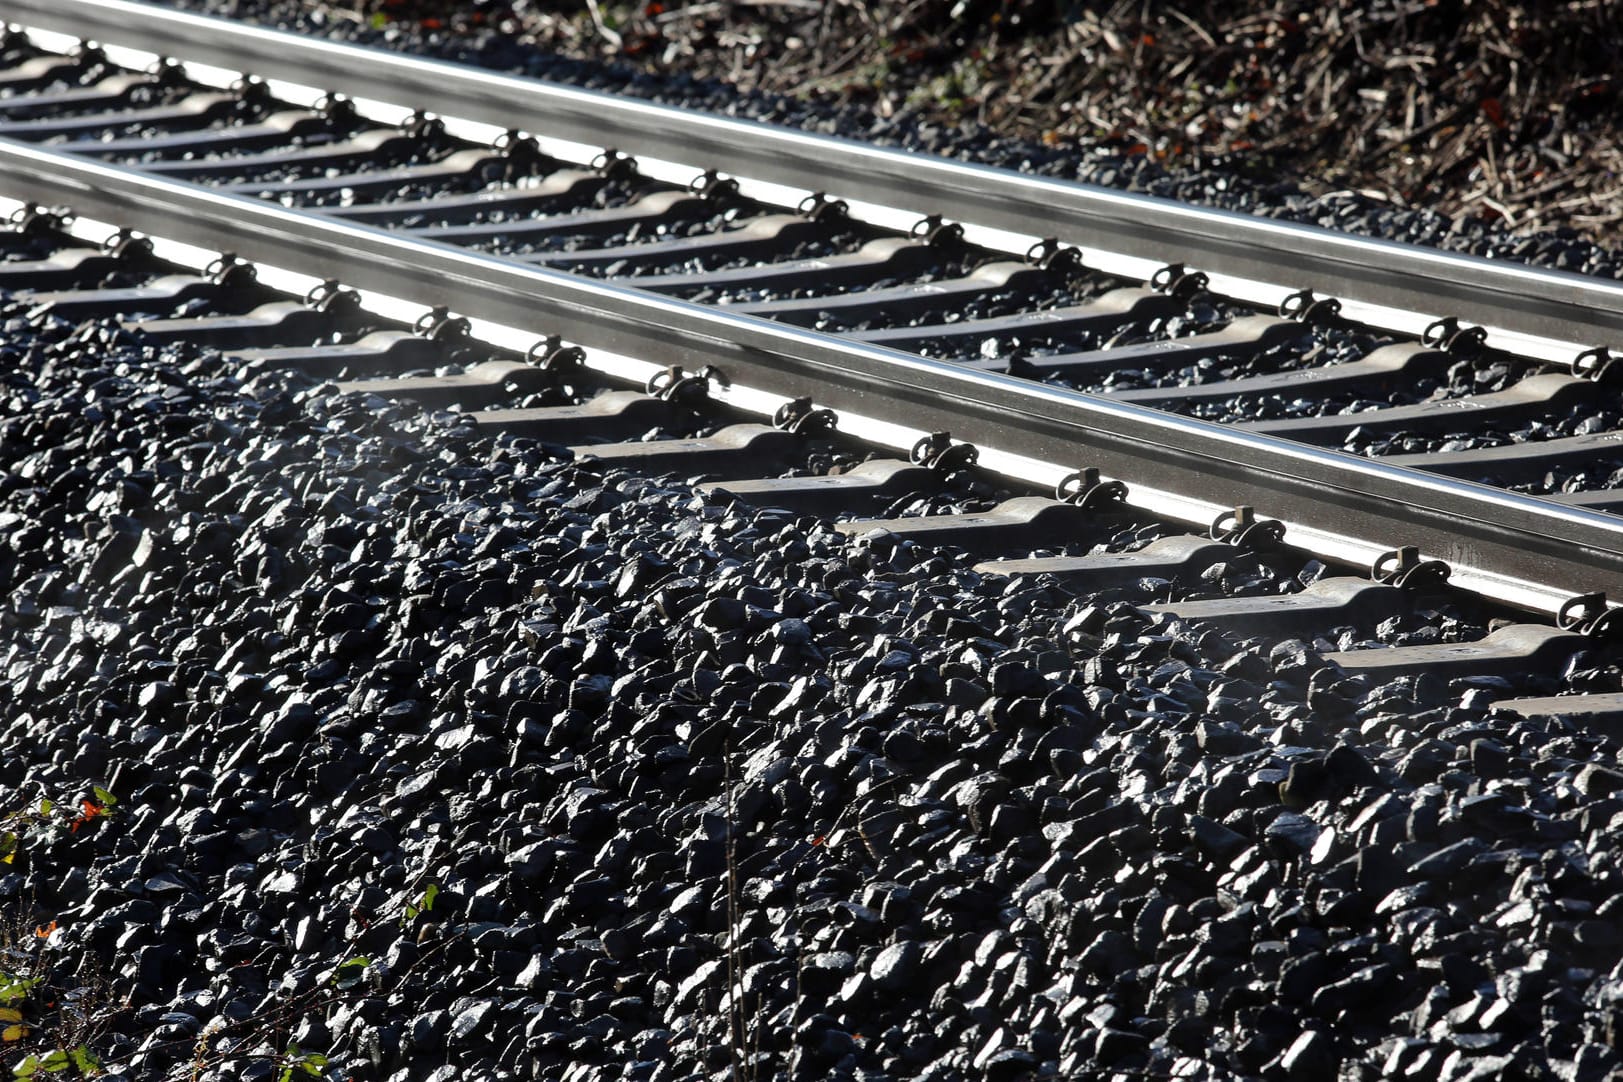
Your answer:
(352, 0), (1623, 242)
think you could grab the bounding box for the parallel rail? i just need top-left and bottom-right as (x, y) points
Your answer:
(1, 139), (1621, 613)
(8, 0), (1623, 362)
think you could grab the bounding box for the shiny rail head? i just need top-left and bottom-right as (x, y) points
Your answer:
(5, 0), (1623, 362)
(0, 140), (1618, 614)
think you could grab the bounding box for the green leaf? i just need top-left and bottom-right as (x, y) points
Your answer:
(37, 799), (52, 817)
(332, 956), (370, 990)
(403, 883), (440, 923)
(0, 974), (38, 1007)
(91, 786), (117, 809)
(277, 1043), (326, 1081)
(67, 1047), (99, 1075)
(12, 1053), (40, 1079)
(38, 1050), (70, 1074)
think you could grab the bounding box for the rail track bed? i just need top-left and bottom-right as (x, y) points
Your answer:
(3, 40), (1623, 507)
(2, 4), (1623, 1081)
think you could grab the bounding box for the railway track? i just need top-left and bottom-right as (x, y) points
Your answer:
(0, 4), (1610, 713)
(2, 4), (1623, 1080)
(0, 2), (1619, 641)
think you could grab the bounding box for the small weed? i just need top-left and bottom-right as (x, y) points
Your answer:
(275, 1044), (328, 1082)
(400, 883), (439, 926)
(10, 1046), (101, 1079)
(0, 790), (123, 1078)
(329, 957), (370, 992)
(1, 788), (119, 868)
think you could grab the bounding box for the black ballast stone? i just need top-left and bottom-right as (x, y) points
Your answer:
(0, 276), (1618, 1081)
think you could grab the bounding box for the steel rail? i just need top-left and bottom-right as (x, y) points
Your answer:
(0, 138), (1620, 613)
(8, 0), (1623, 358)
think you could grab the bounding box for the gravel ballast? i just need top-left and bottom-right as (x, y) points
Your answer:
(1, 296), (1622, 1081)
(4, 9), (1623, 1080)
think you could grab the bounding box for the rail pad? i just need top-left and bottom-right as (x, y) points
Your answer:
(338, 360), (557, 407)
(568, 423), (804, 478)
(1143, 578), (1406, 636)
(702, 458), (933, 516)
(836, 496), (1114, 555)
(1325, 624), (1587, 680)
(474, 392), (679, 443)
(232, 332), (452, 379)
(977, 535), (1234, 588)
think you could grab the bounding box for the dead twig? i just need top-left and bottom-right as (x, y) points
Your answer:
(584, 0), (623, 50)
